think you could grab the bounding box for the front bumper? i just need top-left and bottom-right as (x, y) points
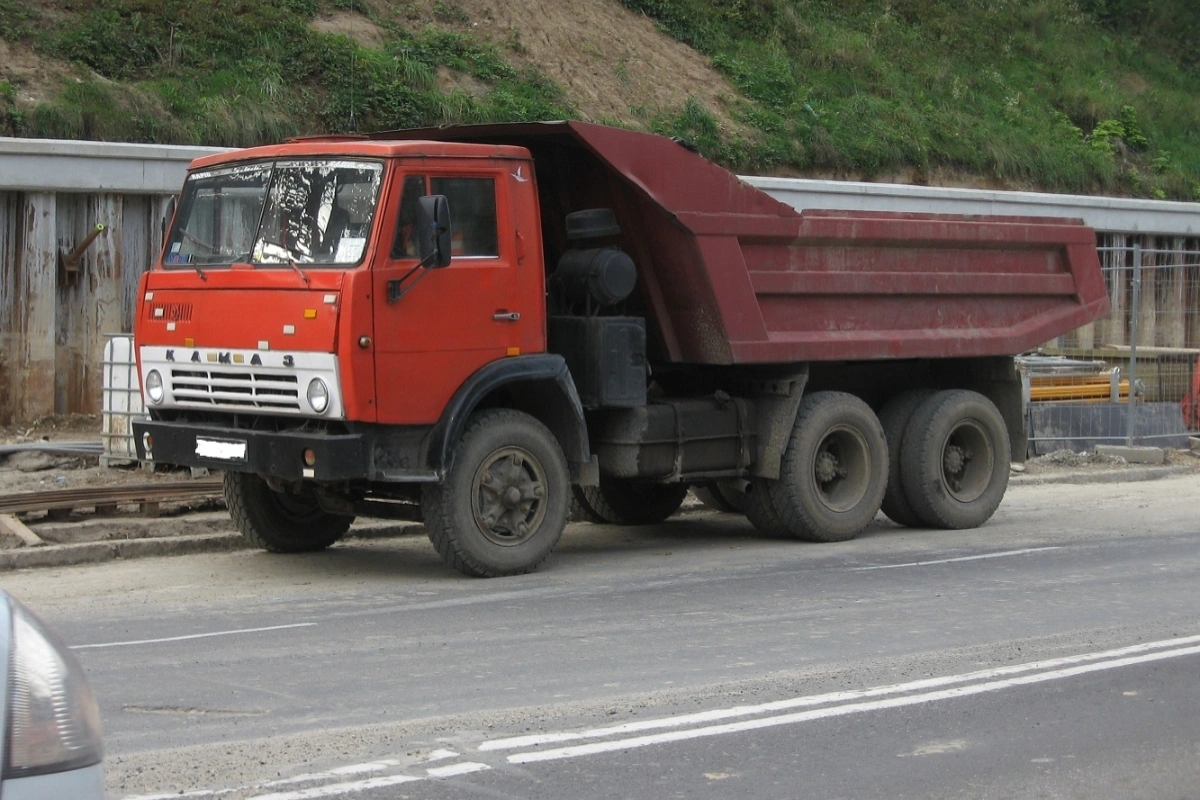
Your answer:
(133, 420), (369, 482)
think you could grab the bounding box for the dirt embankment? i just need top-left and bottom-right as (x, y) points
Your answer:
(319, 0), (743, 132)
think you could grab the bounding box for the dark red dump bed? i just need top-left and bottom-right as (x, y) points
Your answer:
(373, 122), (1110, 365)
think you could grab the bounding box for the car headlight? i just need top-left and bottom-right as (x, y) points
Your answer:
(307, 378), (330, 414)
(3, 595), (104, 779)
(145, 370), (164, 404)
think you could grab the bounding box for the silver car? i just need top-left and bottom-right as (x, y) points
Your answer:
(0, 591), (104, 798)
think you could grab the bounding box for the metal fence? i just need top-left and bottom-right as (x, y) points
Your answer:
(1025, 234), (1200, 455)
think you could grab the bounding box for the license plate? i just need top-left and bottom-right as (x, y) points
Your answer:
(195, 438), (248, 462)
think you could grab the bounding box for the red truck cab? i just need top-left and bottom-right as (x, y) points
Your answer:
(141, 140), (548, 429)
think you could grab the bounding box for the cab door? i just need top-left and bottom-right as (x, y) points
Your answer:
(372, 166), (526, 424)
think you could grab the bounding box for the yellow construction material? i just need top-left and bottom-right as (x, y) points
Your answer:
(1029, 375), (1130, 403)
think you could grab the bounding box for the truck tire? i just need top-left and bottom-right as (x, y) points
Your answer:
(694, 480), (746, 514)
(900, 390), (1010, 530)
(742, 478), (792, 538)
(569, 490), (606, 523)
(767, 391), (888, 542)
(422, 409), (570, 577)
(877, 389), (935, 528)
(575, 476), (689, 525)
(224, 472), (353, 553)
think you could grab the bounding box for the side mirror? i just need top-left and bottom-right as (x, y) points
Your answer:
(161, 196), (177, 239)
(417, 195), (452, 269)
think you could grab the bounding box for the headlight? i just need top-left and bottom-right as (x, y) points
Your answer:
(4, 596), (104, 779)
(145, 370), (164, 404)
(307, 378), (330, 414)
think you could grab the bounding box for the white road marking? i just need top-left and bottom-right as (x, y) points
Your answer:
(506, 642), (1200, 763)
(426, 762), (491, 778)
(74, 623), (317, 650)
(851, 547), (1062, 571)
(258, 760), (401, 788)
(244, 774), (423, 800)
(481, 632), (1200, 752)
(426, 749), (460, 762)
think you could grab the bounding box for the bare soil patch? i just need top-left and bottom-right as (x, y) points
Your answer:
(309, 10), (387, 49)
(0, 38), (69, 106)
(364, 0), (744, 132)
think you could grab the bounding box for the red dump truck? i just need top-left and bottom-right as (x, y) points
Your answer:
(132, 122), (1109, 577)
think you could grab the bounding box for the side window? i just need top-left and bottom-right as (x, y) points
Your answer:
(431, 177), (498, 257)
(390, 175), (427, 259)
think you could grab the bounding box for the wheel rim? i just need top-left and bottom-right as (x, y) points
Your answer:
(471, 445), (549, 546)
(939, 419), (994, 503)
(809, 425), (871, 513)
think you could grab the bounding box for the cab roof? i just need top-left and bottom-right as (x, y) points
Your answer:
(188, 138), (531, 170)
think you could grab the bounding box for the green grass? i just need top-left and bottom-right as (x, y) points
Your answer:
(1, 0), (573, 146)
(1, 0), (1197, 198)
(623, 0), (1200, 198)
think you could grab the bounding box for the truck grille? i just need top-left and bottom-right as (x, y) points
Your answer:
(148, 302), (193, 322)
(169, 368), (300, 411)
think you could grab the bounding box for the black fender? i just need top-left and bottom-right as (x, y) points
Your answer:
(425, 354), (595, 483)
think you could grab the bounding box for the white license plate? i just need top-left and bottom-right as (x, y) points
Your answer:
(195, 438), (248, 461)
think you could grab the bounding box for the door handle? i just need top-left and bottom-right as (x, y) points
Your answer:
(493, 311), (521, 322)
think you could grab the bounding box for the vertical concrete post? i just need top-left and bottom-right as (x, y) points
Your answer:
(1162, 237), (1186, 348)
(1137, 236), (1159, 348)
(88, 193), (124, 414)
(0, 192), (17, 425)
(1100, 234), (1127, 347)
(14, 193), (57, 422)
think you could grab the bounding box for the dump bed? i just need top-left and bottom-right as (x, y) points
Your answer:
(373, 122), (1110, 365)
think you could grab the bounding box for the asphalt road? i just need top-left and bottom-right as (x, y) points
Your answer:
(4, 474), (1199, 799)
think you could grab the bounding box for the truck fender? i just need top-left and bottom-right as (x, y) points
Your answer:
(746, 369), (810, 481)
(426, 355), (596, 485)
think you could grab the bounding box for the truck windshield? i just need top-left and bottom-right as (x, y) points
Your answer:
(164, 159), (384, 269)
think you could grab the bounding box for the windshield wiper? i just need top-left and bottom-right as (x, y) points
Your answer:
(257, 239), (311, 285)
(286, 257), (310, 286)
(175, 229), (211, 280)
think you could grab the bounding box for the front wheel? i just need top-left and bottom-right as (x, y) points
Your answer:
(423, 409), (570, 577)
(224, 473), (353, 553)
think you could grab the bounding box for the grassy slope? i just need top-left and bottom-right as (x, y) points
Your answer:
(0, 0), (574, 145)
(634, 0), (1200, 198)
(0, 0), (1197, 199)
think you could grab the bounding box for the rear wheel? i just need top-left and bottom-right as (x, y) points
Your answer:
(767, 391), (888, 542)
(900, 390), (1010, 530)
(694, 480), (746, 514)
(225, 472), (353, 553)
(575, 476), (689, 525)
(423, 409), (569, 577)
(742, 478), (791, 538)
(877, 389), (935, 528)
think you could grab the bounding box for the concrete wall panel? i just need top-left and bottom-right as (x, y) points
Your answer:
(15, 193), (57, 423)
